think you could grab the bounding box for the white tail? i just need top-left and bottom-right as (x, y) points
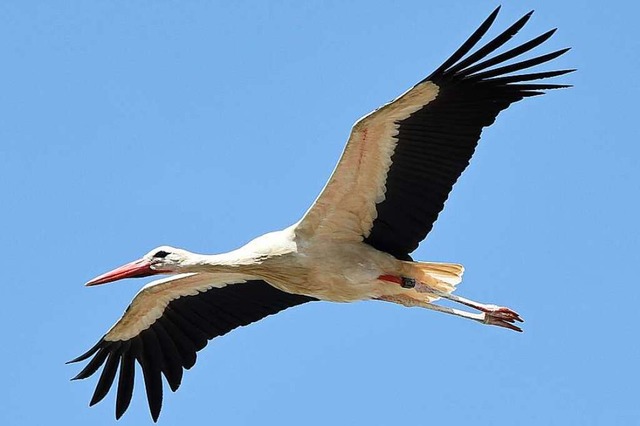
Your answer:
(411, 261), (464, 294)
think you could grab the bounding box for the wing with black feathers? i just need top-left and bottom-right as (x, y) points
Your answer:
(68, 274), (316, 421)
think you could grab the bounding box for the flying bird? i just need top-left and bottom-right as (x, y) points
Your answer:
(69, 7), (572, 422)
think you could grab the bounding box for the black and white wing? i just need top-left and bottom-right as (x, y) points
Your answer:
(68, 273), (316, 421)
(296, 7), (572, 260)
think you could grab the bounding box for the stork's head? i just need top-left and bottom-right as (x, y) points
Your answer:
(85, 246), (191, 286)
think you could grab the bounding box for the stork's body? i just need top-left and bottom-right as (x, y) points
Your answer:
(247, 226), (402, 301)
(70, 7), (572, 422)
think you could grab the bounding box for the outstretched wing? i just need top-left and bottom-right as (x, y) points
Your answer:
(68, 273), (316, 421)
(296, 7), (572, 260)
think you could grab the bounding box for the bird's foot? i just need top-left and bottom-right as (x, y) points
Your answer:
(481, 306), (523, 332)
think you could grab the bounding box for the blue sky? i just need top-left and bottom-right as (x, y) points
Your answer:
(1, 1), (638, 425)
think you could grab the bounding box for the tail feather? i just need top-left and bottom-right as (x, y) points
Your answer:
(421, 262), (464, 285)
(412, 262), (464, 294)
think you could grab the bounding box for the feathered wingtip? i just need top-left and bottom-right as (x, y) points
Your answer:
(67, 339), (103, 366)
(425, 6), (575, 93)
(67, 338), (158, 421)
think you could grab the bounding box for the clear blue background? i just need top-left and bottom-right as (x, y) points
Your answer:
(1, 1), (638, 425)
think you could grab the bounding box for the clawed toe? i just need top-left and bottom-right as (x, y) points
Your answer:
(479, 305), (523, 322)
(483, 307), (524, 332)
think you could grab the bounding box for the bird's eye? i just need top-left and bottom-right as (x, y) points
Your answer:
(153, 250), (170, 259)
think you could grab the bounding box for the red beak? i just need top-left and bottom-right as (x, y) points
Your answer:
(86, 258), (157, 286)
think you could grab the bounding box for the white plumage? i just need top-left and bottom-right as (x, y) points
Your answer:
(70, 7), (572, 422)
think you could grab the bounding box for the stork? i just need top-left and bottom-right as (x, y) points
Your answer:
(69, 7), (572, 421)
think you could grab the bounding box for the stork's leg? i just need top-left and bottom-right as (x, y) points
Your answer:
(376, 295), (523, 332)
(377, 275), (523, 330)
(412, 283), (523, 324)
